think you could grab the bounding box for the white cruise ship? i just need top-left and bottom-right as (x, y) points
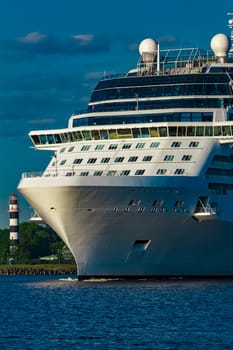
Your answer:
(18, 18), (233, 278)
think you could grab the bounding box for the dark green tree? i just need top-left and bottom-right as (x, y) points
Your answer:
(0, 222), (63, 264)
(0, 229), (10, 263)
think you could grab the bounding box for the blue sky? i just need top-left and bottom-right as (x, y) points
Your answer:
(0, 0), (231, 228)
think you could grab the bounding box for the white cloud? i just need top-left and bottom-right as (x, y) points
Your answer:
(84, 71), (104, 80)
(28, 118), (56, 125)
(72, 34), (93, 45)
(18, 32), (47, 44)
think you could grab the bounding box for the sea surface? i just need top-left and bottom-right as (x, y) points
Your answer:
(0, 276), (233, 349)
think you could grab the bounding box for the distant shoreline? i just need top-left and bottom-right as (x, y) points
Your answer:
(0, 264), (77, 275)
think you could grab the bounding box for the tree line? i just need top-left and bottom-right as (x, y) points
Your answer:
(0, 222), (68, 264)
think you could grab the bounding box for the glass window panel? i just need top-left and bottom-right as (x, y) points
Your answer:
(117, 129), (132, 138)
(222, 126), (231, 136)
(187, 127), (195, 136)
(91, 130), (100, 140)
(141, 127), (150, 137)
(82, 130), (92, 140)
(132, 128), (141, 138)
(214, 126), (222, 136)
(196, 126), (204, 136)
(168, 127), (177, 136)
(205, 126), (213, 136)
(100, 130), (109, 139)
(150, 127), (159, 137)
(39, 135), (47, 144)
(47, 134), (55, 144)
(31, 135), (40, 145)
(178, 127), (186, 136)
(54, 134), (62, 143)
(109, 129), (117, 139)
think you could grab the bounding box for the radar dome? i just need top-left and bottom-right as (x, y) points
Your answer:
(139, 38), (157, 66)
(210, 33), (230, 61)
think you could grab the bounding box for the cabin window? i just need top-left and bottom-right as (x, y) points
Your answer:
(142, 156), (152, 161)
(128, 156), (138, 162)
(73, 158), (83, 164)
(60, 160), (67, 165)
(128, 199), (141, 206)
(171, 142), (181, 148)
(150, 142), (160, 148)
(164, 155), (174, 161)
(68, 146), (74, 152)
(93, 171), (103, 176)
(101, 157), (110, 163)
(152, 200), (164, 206)
(114, 157), (124, 163)
(95, 144), (104, 150)
(109, 144), (118, 150)
(174, 168), (185, 175)
(136, 143), (145, 149)
(87, 158), (97, 164)
(122, 143), (132, 149)
(120, 170), (130, 176)
(81, 145), (91, 151)
(135, 169), (145, 175)
(181, 155), (192, 161)
(156, 169), (167, 175)
(80, 172), (89, 176)
(189, 141), (199, 147)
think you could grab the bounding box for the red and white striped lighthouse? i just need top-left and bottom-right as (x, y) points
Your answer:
(8, 193), (19, 250)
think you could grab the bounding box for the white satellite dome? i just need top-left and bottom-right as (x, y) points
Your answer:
(210, 33), (230, 61)
(139, 38), (157, 66)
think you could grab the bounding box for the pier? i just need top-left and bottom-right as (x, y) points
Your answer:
(0, 264), (77, 275)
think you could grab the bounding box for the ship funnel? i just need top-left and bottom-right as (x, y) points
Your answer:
(210, 33), (230, 63)
(139, 38), (157, 67)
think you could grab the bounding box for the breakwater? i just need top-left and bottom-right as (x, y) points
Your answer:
(0, 264), (77, 275)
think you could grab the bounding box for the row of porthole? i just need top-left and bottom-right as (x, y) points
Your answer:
(59, 141), (200, 154)
(57, 153), (193, 166)
(114, 207), (190, 213)
(50, 207), (190, 214)
(62, 168), (186, 176)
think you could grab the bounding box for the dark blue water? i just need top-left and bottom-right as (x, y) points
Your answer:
(0, 276), (233, 349)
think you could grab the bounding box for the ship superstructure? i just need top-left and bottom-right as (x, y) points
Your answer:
(18, 23), (233, 278)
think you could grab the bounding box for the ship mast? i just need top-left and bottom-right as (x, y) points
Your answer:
(227, 12), (233, 54)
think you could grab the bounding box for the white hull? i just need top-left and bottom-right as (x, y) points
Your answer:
(18, 175), (233, 278)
